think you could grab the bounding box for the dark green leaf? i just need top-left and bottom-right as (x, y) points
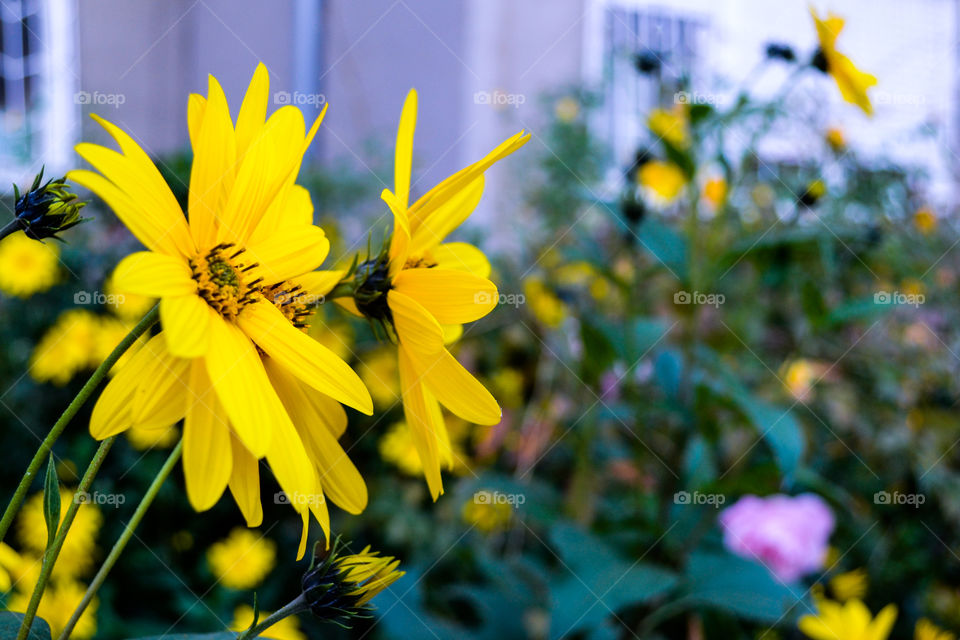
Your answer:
(0, 613), (51, 640)
(42, 455), (60, 550)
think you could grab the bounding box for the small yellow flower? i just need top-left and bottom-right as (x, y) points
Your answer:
(17, 489), (101, 580)
(901, 278), (926, 298)
(524, 277), (566, 328)
(914, 207), (938, 235)
(359, 347), (400, 407)
(638, 161), (686, 203)
(829, 568), (868, 601)
(647, 107), (689, 149)
(379, 421), (425, 476)
(0, 231), (59, 297)
(207, 527), (277, 590)
(0, 542), (35, 592)
(7, 579), (99, 639)
(125, 423), (179, 450)
(230, 605), (306, 640)
(826, 127), (846, 151)
(810, 8), (877, 115)
(490, 368), (525, 409)
(554, 96), (580, 123)
(799, 598), (896, 640)
(783, 359), (823, 401)
(916, 618), (955, 640)
(703, 177), (728, 210)
(462, 496), (513, 533)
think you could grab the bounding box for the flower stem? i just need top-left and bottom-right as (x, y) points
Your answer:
(0, 218), (22, 243)
(0, 304), (160, 546)
(16, 436), (117, 640)
(238, 594), (310, 640)
(56, 439), (183, 640)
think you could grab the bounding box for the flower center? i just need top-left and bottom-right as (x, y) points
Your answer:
(353, 256), (393, 323)
(189, 243), (261, 321)
(262, 282), (313, 330)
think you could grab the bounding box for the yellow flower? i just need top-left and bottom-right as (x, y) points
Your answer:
(783, 359), (826, 401)
(799, 598), (896, 640)
(829, 568), (868, 601)
(638, 161), (686, 203)
(703, 177), (727, 210)
(359, 347), (400, 408)
(491, 368), (524, 409)
(70, 64), (373, 557)
(916, 618), (955, 640)
(0, 231), (59, 297)
(810, 8), (877, 115)
(18, 489), (101, 580)
(333, 546), (404, 606)
(30, 310), (102, 385)
(104, 270), (155, 319)
(207, 527), (276, 590)
(325, 89), (526, 500)
(914, 207), (938, 235)
(379, 421), (425, 476)
(554, 96), (580, 123)
(524, 276), (566, 328)
(230, 605), (305, 640)
(826, 127), (846, 151)
(462, 496), (513, 533)
(125, 423), (179, 450)
(0, 542), (35, 592)
(8, 579), (98, 639)
(648, 107), (689, 149)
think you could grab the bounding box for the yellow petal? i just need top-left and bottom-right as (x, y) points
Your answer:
(183, 361), (233, 511)
(442, 324), (463, 345)
(387, 290), (444, 355)
(204, 317), (278, 457)
(382, 189), (410, 278)
(395, 89), (417, 209)
(129, 336), (190, 426)
(189, 75), (237, 249)
(245, 225), (329, 285)
(161, 294), (211, 358)
(228, 433), (263, 527)
(249, 184), (314, 243)
(235, 63), (270, 161)
(90, 335), (168, 438)
(294, 270), (345, 298)
(187, 94), (206, 149)
(264, 397), (321, 530)
(409, 175), (484, 255)
(113, 252), (196, 298)
(392, 268), (497, 324)
(431, 242), (491, 278)
(398, 345), (444, 499)
(335, 297), (363, 317)
(238, 301), (373, 414)
(408, 347), (501, 425)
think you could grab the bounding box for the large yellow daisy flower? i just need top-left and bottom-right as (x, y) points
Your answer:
(315, 90), (527, 499)
(799, 598), (897, 640)
(68, 63), (373, 557)
(810, 8), (877, 116)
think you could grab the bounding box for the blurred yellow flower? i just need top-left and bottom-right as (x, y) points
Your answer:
(901, 278), (926, 298)
(379, 421), (424, 476)
(524, 277), (566, 328)
(829, 568), (868, 601)
(104, 271), (155, 320)
(703, 177), (728, 210)
(638, 161), (686, 203)
(0, 542), (35, 592)
(491, 368), (525, 409)
(125, 424), (179, 450)
(334, 546), (404, 606)
(647, 107), (689, 149)
(7, 579), (98, 639)
(752, 183), (776, 208)
(18, 489), (101, 580)
(826, 127), (846, 151)
(0, 231), (59, 297)
(207, 527), (277, 590)
(462, 495), (513, 533)
(914, 207), (938, 235)
(810, 8), (877, 115)
(554, 96), (580, 123)
(230, 605), (305, 640)
(799, 598), (896, 640)
(359, 347), (400, 407)
(916, 618), (955, 640)
(783, 359), (827, 401)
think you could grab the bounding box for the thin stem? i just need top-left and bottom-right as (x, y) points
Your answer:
(16, 437), (116, 640)
(238, 594), (310, 640)
(57, 440), (183, 640)
(0, 304), (160, 545)
(0, 218), (22, 243)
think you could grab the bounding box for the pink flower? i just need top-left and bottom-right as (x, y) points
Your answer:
(718, 493), (835, 583)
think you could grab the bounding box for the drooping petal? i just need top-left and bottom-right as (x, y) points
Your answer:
(408, 175), (484, 254)
(128, 335), (190, 426)
(204, 318), (278, 457)
(392, 268), (497, 325)
(245, 225), (329, 285)
(189, 75), (237, 249)
(160, 294), (211, 358)
(386, 290), (444, 355)
(394, 89), (417, 209)
(228, 433), (263, 527)
(183, 360), (233, 511)
(398, 345), (444, 499)
(431, 242), (491, 278)
(113, 252), (196, 298)
(238, 301), (372, 414)
(407, 347), (501, 425)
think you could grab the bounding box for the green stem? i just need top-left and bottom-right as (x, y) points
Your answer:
(0, 218), (22, 243)
(238, 594), (310, 640)
(16, 437), (117, 640)
(56, 439), (183, 640)
(0, 304), (159, 546)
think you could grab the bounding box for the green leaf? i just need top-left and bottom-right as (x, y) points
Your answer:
(127, 635), (237, 640)
(0, 613), (51, 640)
(548, 524), (679, 639)
(42, 455), (60, 550)
(676, 552), (807, 624)
(635, 218), (688, 280)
